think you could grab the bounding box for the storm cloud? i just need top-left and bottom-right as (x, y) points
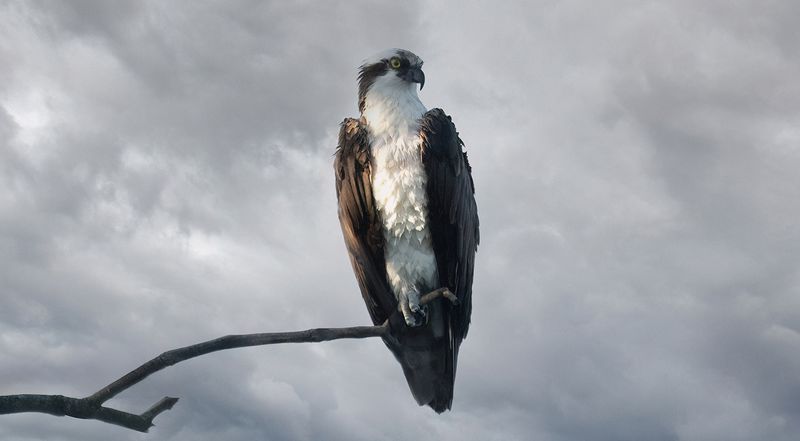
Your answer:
(2, 1), (800, 440)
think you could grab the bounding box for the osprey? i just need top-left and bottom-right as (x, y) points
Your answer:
(334, 49), (479, 412)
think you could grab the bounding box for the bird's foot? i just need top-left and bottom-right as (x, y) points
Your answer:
(409, 291), (428, 316)
(399, 288), (458, 327)
(401, 291), (427, 327)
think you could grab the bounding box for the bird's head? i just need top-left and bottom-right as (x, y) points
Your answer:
(357, 48), (425, 113)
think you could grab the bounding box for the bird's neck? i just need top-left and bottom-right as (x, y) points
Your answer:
(362, 82), (427, 136)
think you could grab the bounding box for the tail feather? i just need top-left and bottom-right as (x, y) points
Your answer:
(384, 301), (459, 412)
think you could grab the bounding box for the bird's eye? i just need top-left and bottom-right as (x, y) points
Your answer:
(389, 57), (401, 69)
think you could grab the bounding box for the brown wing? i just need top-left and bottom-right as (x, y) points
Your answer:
(419, 109), (480, 345)
(334, 118), (396, 325)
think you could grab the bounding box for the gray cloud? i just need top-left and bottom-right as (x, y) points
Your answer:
(2, 1), (800, 440)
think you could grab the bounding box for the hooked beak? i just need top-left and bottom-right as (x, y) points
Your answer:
(402, 67), (425, 90)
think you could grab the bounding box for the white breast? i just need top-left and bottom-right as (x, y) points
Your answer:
(363, 75), (438, 300)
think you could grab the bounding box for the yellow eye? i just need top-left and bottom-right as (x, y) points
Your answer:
(389, 57), (401, 69)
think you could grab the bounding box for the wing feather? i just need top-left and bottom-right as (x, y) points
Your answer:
(335, 118), (396, 324)
(419, 109), (480, 344)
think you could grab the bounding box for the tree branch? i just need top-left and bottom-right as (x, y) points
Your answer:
(0, 323), (386, 432)
(87, 323), (388, 406)
(0, 287), (457, 432)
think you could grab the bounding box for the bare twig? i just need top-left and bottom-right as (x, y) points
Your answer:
(0, 287), (454, 432)
(1, 324), (386, 432)
(86, 324), (388, 406)
(420, 287), (459, 305)
(0, 394), (179, 432)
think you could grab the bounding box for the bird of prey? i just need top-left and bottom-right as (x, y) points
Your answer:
(334, 49), (479, 412)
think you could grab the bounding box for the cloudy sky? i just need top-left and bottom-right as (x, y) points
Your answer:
(2, 1), (800, 440)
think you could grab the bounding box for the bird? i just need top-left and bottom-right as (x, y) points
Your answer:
(334, 48), (479, 412)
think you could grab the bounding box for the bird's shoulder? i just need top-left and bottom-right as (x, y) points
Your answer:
(419, 108), (474, 178)
(337, 117), (368, 148)
(419, 108), (463, 157)
(335, 117), (370, 169)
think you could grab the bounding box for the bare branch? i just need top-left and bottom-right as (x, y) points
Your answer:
(0, 394), (176, 432)
(0, 287), (454, 432)
(420, 287), (459, 305)
(1, 323), (387, 432)
(87, 323), (388, 405)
